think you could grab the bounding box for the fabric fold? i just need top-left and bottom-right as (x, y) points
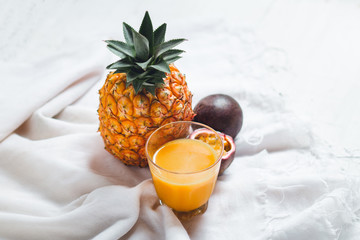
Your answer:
(0, 34), (359, 240)
(0, 49), (106, 142)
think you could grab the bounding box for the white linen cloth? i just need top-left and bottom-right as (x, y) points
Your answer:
(1, 0), (360, 238)
(0, 44), (359, 240)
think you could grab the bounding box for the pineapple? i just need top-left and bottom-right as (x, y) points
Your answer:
(98, 12), (195, 167)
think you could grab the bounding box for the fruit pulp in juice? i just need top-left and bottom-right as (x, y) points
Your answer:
(151, 138), (219, 212)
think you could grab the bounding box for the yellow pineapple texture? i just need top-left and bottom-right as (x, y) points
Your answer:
(98, 64), (195, 166)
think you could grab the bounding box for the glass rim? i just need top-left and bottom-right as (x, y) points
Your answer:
(145, 121), (225, 175)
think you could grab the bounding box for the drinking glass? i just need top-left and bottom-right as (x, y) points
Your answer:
(145, 121), (224, 220)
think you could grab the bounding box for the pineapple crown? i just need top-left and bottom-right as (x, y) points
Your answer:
(105, 11), (186, 95)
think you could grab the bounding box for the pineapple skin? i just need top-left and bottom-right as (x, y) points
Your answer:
(98, 64), (195, 167)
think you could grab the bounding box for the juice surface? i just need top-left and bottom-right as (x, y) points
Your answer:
(154, 138), (217, 172)
(151, 138), (220, 212)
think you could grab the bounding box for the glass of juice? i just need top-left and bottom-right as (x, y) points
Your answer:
(145, 121), (224, 220)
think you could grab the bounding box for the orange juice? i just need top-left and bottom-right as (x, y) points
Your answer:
(150, 138), (220, 212)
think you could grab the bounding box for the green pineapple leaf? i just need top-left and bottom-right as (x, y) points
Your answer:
(164, 56), (182, 64)
(106, 58), (133, 70)
(155, 38), (186, 57)
(105, 11), (185, 95)
(132, 78), (146, 94)
(154, 23), (166, 46)
(150, 69), (167, 79)
(105, 40), (135, 57)
(139, 11), (154, 53)
(151, 77), (166, 84)
(143, 73), (165, 85)
(123, 22), (135, 46)
(125, 70), (138, 83)
(149, 59), (171, 73)
(132, 29), (149, 62)
(106, 45), (126, 58)
(160, 49), (185, 62)
(135, 57), (153, 70)
(143, 84), (156, 95)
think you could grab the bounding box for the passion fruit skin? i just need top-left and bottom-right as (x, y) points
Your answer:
(219, 153), (235, 176)
(194, 94), (243, 139)
(189, 128), (236, 176)
(218, 133), (236, 176)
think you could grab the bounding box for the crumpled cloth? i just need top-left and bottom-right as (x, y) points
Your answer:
(0, 46), (359, 240)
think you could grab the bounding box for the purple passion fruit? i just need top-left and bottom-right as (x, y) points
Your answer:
(190, 128), (236, 176)
(194, 94), (243, 139)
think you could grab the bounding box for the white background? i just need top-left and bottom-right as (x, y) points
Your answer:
(1, 0), (359, 155)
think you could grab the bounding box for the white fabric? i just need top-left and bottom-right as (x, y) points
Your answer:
(1, 1), (360, 239)
(1, 46), (359, 239)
